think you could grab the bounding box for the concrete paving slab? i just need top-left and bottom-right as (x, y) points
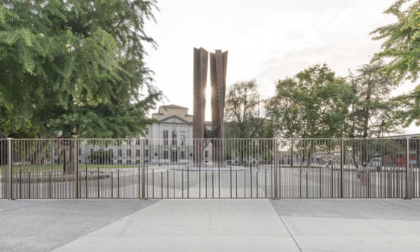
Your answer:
(282, 216), (420, 252)
(0, 199), (160, 252)
(54, 199), (300, 252)
(271, 199), (420, 221)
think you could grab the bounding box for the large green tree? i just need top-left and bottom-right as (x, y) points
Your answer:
(0, 0), (161, 139)
(266, 64), (353, 167)
(0, 0), (161, 174)
(370, 0), (420, 128)
(347, 61), (402, 138)
(266, 64), (353, 139)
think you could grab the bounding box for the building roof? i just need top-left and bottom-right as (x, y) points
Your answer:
(160, 104), (189, 109)
(158, 115), (192, 124)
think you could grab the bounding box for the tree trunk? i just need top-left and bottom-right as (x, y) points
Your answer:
(55, 140), (75, 175)
(33, 140), (47, 164)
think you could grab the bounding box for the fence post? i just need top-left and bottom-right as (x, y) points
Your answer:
(273, 140), (278, 200)
(141, 139), (146, 200)
(340, 139), (344, 198)
(405, 138), (411, 200)
(75, 139), (79, 199)
(7, 138), (13, 200)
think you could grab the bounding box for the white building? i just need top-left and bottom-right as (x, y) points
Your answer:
(79, 105), (213, 165)
(146, 105), (212, 164)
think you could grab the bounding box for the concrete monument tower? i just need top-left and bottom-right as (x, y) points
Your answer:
(193, 47), (228, 165)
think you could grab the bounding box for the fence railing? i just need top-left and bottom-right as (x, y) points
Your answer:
(0, 138), (418, 199)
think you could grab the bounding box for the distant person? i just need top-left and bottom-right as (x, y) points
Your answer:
(358, 162), (369, 185)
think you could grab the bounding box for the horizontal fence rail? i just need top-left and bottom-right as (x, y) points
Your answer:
(0, 138), (418, 199)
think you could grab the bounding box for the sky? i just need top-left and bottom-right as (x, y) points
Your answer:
(143, 0), (420, 135)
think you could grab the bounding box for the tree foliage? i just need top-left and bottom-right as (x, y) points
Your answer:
(266, 64), (353, 139)
(223, 80), (274, 165)
(347, 61), (402, 138)
(224, 80), (273, 139)
(370, 0), (420, 127)
(0, 0), (161, 138)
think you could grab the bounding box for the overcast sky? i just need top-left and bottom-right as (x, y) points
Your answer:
(143, 0), (420, 135)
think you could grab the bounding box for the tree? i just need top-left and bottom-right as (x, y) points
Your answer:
(370, 0), (420, 128)
(0, 0), (161, 173)
(347, 61), (402, 138)
(1, 0), (161, 138)
(224, 80), (274, 165)
(224, 80), (270, 138)
(266, 64), (353, 139)
(266, 64), (353, 167)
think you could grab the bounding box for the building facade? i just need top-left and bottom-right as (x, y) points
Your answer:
(78, 105), (213, 165)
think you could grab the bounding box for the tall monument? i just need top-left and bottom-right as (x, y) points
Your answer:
(193, 48), (208, 140)
(193, 47), (228, 165)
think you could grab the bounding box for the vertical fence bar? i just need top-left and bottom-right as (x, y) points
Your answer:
(75, 139), (79, 199)
(274, 140), (278, 200)
(406, 138), (411, 200)
(7, 138), (13, 200)
(340, 139), (343, 198)
(141, 139), (146, 200)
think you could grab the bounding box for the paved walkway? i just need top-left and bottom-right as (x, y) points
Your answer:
(1, 199), (420, 252)
(54, 200), (300, 252)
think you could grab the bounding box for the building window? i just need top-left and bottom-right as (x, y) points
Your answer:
(136, 160), (141, 165)
(145, 127), (149, 135)
(205, 151), (208, 158)
(181, 151), (185, 159)
(79, 160), (81, 164)
(118, 149), (122, 157)
(164, 151), (168, 159)
(145, 150), (149, 157)
(117, 160), (122, 164)
(127, 140), (132, 145)
(136, 149), (140, 157)
(127, 149), (131, 157)
(163, 131), (168, 145)
(136, 140), (141, 145)
(127, 160), (132, 165)
(172, 131), (177, 145)
(146, 139), (149, 145)
(79, 149), (81, 155)
(180, 131), (185, 146)
(155, 153), (157, 157)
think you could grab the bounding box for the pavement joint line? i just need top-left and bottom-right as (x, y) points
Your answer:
(301, 249), (341, 252)
(117, 219), (293, 238)
(269, 201), (303, 252)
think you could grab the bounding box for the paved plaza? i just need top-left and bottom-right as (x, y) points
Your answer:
(1, 199), (420, 252)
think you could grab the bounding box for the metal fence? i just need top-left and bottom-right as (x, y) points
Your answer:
(0, 138), (418, 199)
